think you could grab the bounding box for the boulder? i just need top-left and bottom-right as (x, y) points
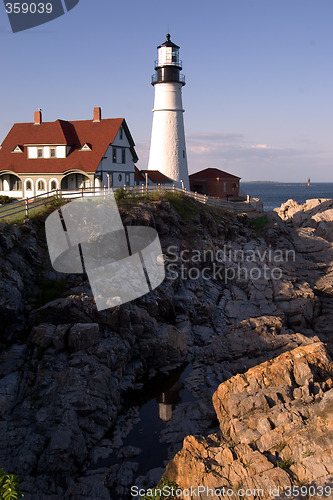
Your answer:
(316, 388), (333, 419)
(68, 323), (100, 351)
(0, 371), (21, 415)
(29, 323), (56, 348)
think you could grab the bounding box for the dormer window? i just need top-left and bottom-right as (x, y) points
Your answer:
(12, 145), (24, 153)
(80, 143), (92, 151)
(27, 145), (66, 159)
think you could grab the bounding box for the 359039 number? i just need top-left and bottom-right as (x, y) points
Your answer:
(5, 3), (53, 14)
(284, 485), (332, 497)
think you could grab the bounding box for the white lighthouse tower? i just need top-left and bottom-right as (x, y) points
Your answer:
(148, 34), (190, 190)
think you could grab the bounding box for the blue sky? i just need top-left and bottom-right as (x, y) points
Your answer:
(0, 0), (332, 181)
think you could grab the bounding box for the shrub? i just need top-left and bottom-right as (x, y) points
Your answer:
(276, 457), (294, 469)
(0, 468), (24, 499)
(250, 216), (270, 236)
(140, 476), (179, 499)
(0, 196), (16, 205)
(114, 187), (133, 201)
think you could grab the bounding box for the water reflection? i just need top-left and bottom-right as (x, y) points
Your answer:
(158, 379), (182, 421)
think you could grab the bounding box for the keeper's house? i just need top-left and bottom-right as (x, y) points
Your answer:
(0, 107), (138, 199)
(189, 168), (241, 200)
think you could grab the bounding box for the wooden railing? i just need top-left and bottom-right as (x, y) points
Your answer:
(0, 185), (262, 220)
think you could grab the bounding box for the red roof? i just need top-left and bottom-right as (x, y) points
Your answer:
(0, 117), (138, 174)
(141, 170), (173, 183)
(135, 166), (145, 181)
(189, 168), (240, 180)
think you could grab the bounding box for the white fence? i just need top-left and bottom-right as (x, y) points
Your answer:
(0, 185), (262, 220)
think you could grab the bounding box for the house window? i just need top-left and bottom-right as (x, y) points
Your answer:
(50, 148), (56, 158)
(26, 180), (32, 190)
(37, 180), (46, 191)
(122, 149), (126, 164)
(112, 147), (117, 163)
(118, 174), (122, 182)
(125, 173), (130, 186)
(119, 127), (123, 140)
(37, 148), (43, 158)
(51, 180), (57, 190)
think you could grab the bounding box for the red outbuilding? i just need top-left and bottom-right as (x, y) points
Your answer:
(189, 168), (241, 200)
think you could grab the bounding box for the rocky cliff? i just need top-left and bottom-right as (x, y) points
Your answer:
(0, 195), (332, 499)
(166, 343), (333, 499)
(164, 198), (333, 499)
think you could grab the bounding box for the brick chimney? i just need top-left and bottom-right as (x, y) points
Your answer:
(34, 109), (42, 125)
(93, 107), (101, 122)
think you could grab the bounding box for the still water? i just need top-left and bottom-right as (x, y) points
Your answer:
(241, 182), (333, 211)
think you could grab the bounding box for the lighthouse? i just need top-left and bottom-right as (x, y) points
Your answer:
(147, 34), (190, 190)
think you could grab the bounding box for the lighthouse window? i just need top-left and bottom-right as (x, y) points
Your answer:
(121, 149), (126, 163)
(112, 147), (117, 163)
(183, 150), (185, 158)
(172, 50), (179, 64)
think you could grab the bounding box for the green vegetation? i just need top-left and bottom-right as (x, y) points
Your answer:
(0, 468), (24, 499)
(0, 188), (236, 226)
(250, 215), (270, 237)
(116, 189), (200, 220)
(276, 441), (287, 452)
(162, 192), (198, 220)
(303, 450), (314, 457)
(0, 195), (68, 224)
(114, 187), (134, 201)
(140, 476), (179, 499)
(0, 196), (16, 205)
(276, 457), (294, 469)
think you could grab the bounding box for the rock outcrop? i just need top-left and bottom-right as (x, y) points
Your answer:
(0, 195), (333, 499)
(275, 198), (333, 242)
(166, 342), (333, 499)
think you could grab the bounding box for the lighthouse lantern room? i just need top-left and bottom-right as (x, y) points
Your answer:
(148, 34), (190, 189)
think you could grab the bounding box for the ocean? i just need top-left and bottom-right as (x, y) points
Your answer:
(240, 182), (333, 212)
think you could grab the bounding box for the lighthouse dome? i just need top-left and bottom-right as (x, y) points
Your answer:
(157, 33), (180, 49)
